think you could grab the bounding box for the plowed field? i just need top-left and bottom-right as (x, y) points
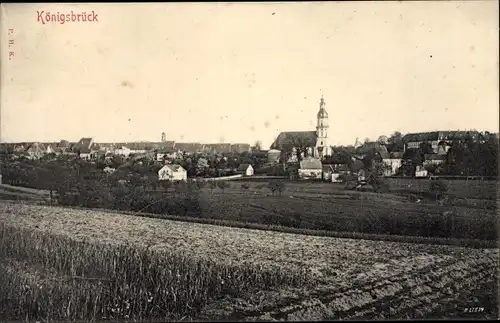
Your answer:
(0, 202), (497, 321)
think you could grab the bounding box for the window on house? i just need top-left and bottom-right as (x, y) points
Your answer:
(321, 141), (323, 145)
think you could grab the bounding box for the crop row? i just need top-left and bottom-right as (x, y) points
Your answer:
(198, 250), (498, 321)
(0, 223), (311, 321)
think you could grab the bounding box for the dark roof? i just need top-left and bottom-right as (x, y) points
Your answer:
(402, 132), (439, 142)
(237, 163), (252, 171)
(175, 142), (203, 153)
(77, 138), (93, 149)
(157, 141), (176, 150)
(425, 154), (446, 161)
(73, 138), (93, 152)
(26, 142), (45, 153)
(111, 141), (175, 151)
(231, 143), (251, 153)
(157, 147), (176, 154)
(203, 143), (232, 153)
(57, 140), (70, 148)
(271, 131), (317, 150)
(403, 131), (480, 143)
(299, 157), (322, 170)
(124, 142), (154, 150)
(322, 164), (334, 172)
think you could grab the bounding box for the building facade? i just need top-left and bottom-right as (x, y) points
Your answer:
(158, 165), (187, 181)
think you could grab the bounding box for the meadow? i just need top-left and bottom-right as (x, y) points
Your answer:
(0, 176), (497, 246)
(194, 179), (497, 242)
(0, 202), (497, 321)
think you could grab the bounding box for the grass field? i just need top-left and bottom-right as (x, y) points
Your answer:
(0, 178), (497, 244)
(386, 178), (497, 200)
(193, 179), (497, 241)
(0, 202), (498, 321)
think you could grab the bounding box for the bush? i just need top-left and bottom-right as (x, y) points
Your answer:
(372, 179), (390, 193)
(429, 179), (448, 200)
(268, 180), (286, 196)
(216, 181), (230, 193)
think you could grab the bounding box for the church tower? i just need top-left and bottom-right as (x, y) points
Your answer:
(315, 96), (329, 157)
(161, 132), (166, 142)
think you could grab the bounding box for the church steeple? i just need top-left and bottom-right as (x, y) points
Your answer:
(315, 95), (329, 158)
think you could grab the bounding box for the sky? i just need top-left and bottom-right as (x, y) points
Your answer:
(1, 1), (498, 148)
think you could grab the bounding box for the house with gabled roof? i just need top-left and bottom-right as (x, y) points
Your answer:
(298, 157), (323, 180)
(237, 163), (254, 176)
(380, 151), (403, 176)
(203, 143), (232, 154)
(158, 164), (187, 181)
(73, 137), (95, 160)
(25, 142), (45, 159)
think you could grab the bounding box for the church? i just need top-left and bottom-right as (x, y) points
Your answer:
(270, 96), (330, 159)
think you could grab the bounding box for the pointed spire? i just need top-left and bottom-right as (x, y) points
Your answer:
(320, 95), (325, 109)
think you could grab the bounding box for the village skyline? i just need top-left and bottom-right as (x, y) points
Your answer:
(1, 2), (498, 147)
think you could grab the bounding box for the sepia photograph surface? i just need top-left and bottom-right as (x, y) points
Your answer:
(0, 1), (499, 321)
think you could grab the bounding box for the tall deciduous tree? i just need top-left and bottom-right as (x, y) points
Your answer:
(387, 131), (404, 153)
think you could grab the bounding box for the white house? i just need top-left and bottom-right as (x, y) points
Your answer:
(415, 165), (428, 178)
(79, 148), (92, 160)
(237, 164), (254, 176)
(158, 164), (187, 181)
(115, 146), (131, 157)
(381, 152), (403, 177)
(298, 157), (322, 180)
(45, 145), (55, 155)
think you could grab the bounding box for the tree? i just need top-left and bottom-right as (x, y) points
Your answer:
(253, 141), (262, 152)
(387, 131), (404, 153)
(196, 157), (209, 176)
(174, 181), (188, 195)
(401, 148), (424, 176)
(429, 180), (448, 201)
(376, 135), (389, 145)
(267, 180), (286, 196)
(160, 180), (172, 191)
(419, 142), (434, 155)
(294, 137), (311, 162)
(279, 150), (292, 171)
(111, 155), (125, 169)
(217, 181), (230, 193)
(268, 181), (278, 196)
(276, 180), (286, 196)
(208, 180), (217, 193)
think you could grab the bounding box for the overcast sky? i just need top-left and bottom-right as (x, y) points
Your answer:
(1, 1), (498, 148)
